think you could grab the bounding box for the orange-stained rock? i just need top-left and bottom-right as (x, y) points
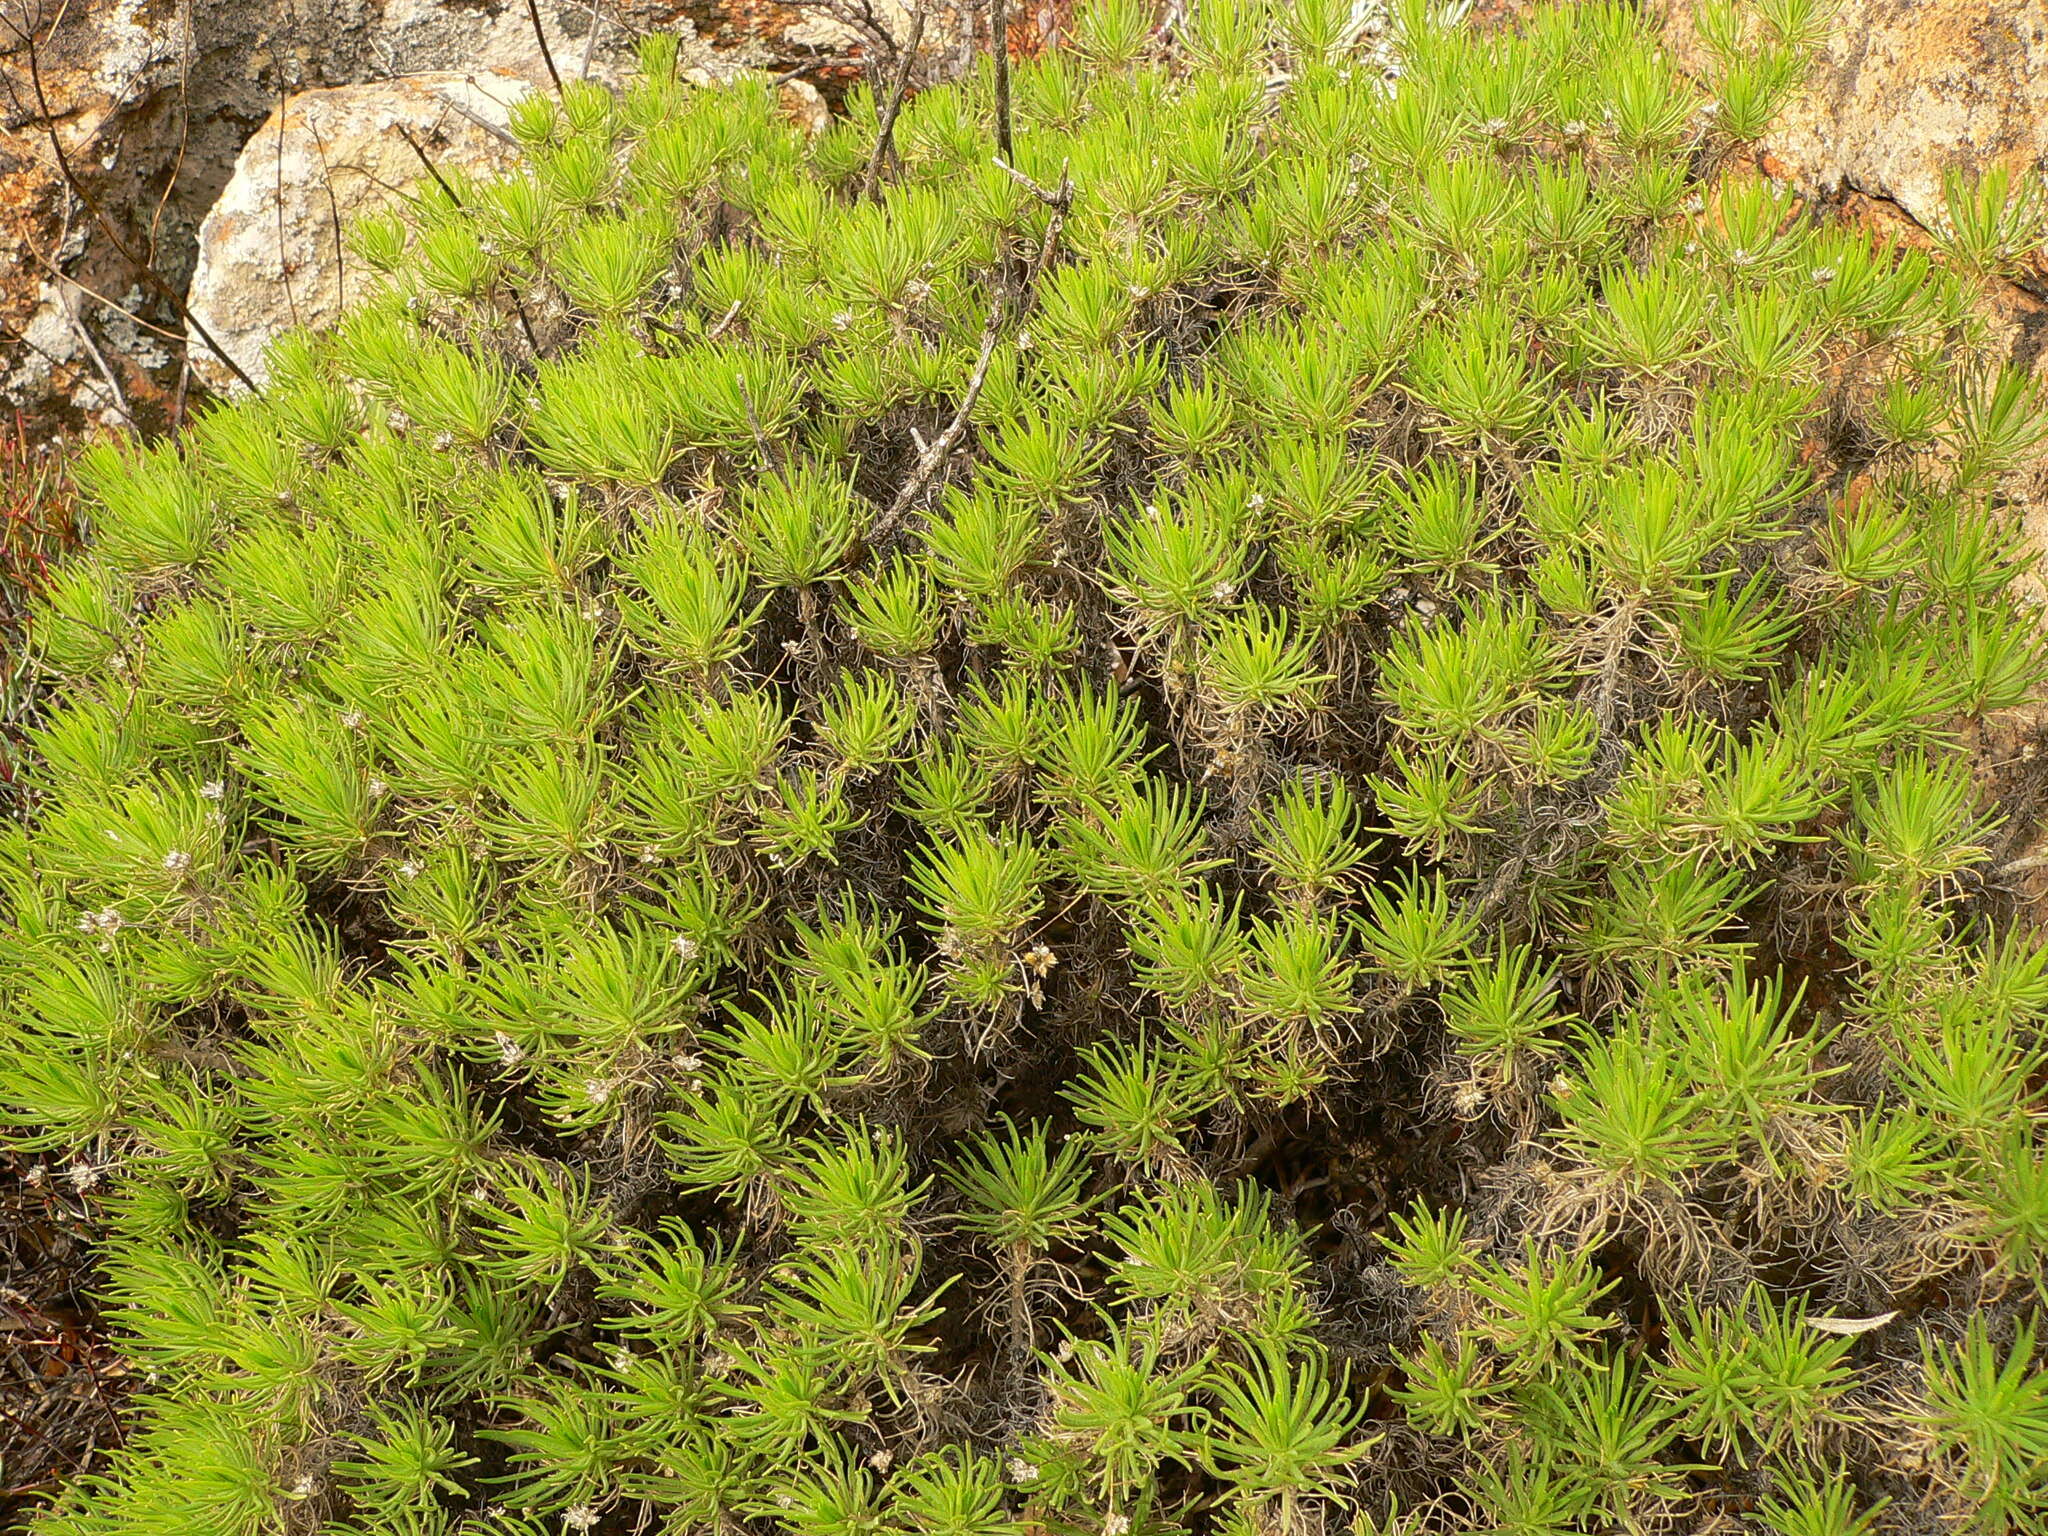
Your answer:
(1653, 0), (2048, 240)
(0, 0), (859, 438)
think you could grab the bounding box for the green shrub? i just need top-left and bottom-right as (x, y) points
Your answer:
(8, 1), (2048, 1533)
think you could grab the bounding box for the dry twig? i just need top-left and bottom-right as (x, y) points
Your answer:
(860, 0), (929, 202)
(2, 9), (261, 393)
(869, 165), (1073, 542)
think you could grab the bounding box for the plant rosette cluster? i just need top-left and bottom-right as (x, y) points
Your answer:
(7, 1), (2048, 1533)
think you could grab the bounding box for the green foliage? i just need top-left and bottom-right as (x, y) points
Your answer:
(9, 3), (2048, 1534)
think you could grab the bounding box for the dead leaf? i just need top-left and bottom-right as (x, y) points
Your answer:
(1805, 1310), (1899, 1337)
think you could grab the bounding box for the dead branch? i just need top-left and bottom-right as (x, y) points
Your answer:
(860, 0), (929, 202)
(991, 156), (1068, 208)
(991, 0), (1014, 165)
(2, 7), (262, 393)
(869, 166), (1072, 543)
(395, 123), (464, 208)
(771, 54), (863, 88)
(524, 0), (565, 92)
(59, 292), (136, 430)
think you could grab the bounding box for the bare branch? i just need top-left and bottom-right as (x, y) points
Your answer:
(869, 167), (1072, 543)
(446, 80), (525, 148)
(395, 123), (464, 208)
(991, 156), (1067, 207)
(771, 54), (862, 88)
(524, 0), (565, 93)
(784, 0), (901, 71)
(704, 299), (744, 342)
(59, 289), (137, 430)
(578, 0), (604, 80)
(860, 0), (929, 202)
(3, 10), (262, 394)
(991, 0), (1013, 165)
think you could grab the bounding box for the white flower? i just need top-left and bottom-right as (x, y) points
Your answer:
(1105, 1517), (1131, 1536)
(1007, 1457), (1040, 1484)
(563, 1506), (600, 1533)
(200, 780), (225, 801)
(1811, 265), (1838, 285)
(399, 859), (424, 879)
(340, 710), (366, 732)
(672, 933), (700, 962)
(68, 1162), (101, 1193)
(77, 905), (125, 937)
(162, 849), (191, 874)
(496, 1031), (526, 1067)
(367, 778), (390, 799)
(583, 1078), (614, 1108)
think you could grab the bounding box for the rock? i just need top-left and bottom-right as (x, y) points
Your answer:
(777, 78), (833, 137)
(183, 72), (531, 393)
(781, 0), (980, 79)
(1652, 0), (2048, 238)
(0, 0), (782, 436)
(1651, 2), (2048, 660)
(9, 284), (85, 416)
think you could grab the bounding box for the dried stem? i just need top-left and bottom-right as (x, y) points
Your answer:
(3, 10), (262, 394)
(771, 54), (862, 87)
(395, 124), (464, 208)
(869, 166), (1072, 543)
(525, 0), (565, 92)
(860, 0), (929, 202)
(992, 0), (1014, 165)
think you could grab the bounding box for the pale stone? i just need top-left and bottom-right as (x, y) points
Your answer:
(1653, 0), (2048, 237)
(182, 71), (531, 393)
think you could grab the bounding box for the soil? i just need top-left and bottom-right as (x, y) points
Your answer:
(0, 1155), (128, 1529)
